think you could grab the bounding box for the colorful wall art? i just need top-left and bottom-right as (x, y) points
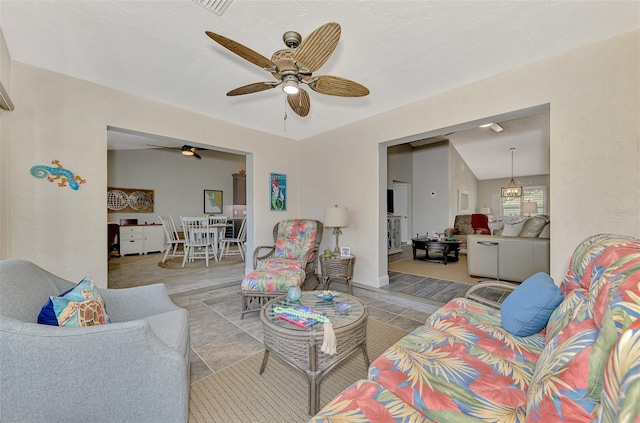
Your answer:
(30, 160), (86, 190)
(270, 173), (287, 211)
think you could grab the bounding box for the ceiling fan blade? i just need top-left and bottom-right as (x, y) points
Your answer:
(205, 31), (276, 70)
(287, 89), (310, 117)
(192, 152), (202, 159)
(307, 75), (369, 97)
(293, 22), (341, 72)
(227, 82), (279, 96)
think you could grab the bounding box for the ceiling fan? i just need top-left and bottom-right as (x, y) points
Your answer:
(147, 144), (208, 159)
(205, 22), (369, 117)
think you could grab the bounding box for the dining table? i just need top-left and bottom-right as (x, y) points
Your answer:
(187, 221), (232, 261)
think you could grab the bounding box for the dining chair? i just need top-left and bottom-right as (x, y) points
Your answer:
(158, 215), (185, 263)
(180, 216), (217, 267)
(219, 216), (247, 261)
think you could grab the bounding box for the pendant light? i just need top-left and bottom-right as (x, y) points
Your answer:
(501, 147), (523, 197)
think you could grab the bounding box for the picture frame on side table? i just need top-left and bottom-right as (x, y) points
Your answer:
(340, 247), (351, 258)
(270, 173), (287, 211)
(204, 189), (223, 214)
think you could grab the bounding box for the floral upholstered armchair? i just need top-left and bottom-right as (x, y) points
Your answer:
(240, 219), (322, 319)
(444, 214), (490, 250)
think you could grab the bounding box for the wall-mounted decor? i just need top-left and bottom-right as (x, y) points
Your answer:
(30, 160), (86, 190)
(107, 187), (154, 213)
(204, 189), (223, 214)
(270, 173), (287, 211)
(458, 190), (470, 214)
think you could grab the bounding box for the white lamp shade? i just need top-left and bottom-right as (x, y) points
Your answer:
(480, 207), (491, 215)
(324, 206), (349, 228)
(521, 201), (538, 214)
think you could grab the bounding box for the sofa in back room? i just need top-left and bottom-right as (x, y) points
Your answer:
(467, 214), (550, 283)
(311, 233), (640, 422)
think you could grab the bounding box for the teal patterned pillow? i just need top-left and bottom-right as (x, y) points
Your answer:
(38, 278), (110, 326)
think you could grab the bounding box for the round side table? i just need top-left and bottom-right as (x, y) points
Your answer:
(319, 255), (355, 295)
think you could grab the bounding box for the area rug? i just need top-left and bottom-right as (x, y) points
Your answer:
(158, 255), (244, 269)
(388, 253), (479, 285)
(188, 319), (409, 423)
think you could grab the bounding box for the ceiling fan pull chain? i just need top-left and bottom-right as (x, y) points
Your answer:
(283, 97), (288, 132)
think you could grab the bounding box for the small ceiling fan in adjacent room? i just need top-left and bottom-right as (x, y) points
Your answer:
(147, 144), (208, 159)
(205, 22), (369, 117)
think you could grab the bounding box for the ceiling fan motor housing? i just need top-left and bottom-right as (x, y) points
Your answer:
(282, 31), (301, 48)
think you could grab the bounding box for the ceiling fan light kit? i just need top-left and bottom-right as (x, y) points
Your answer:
(205, 22), (369, 118)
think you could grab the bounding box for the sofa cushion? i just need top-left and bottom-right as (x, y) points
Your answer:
(500, 272), (563, 336)
(502, 221), (525, 236)
(38, 277), (110, 327)
(370, 298), (545, 421)
(519, 215), (549, 238)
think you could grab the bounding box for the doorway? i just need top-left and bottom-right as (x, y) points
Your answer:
(392, 182), (411, 244)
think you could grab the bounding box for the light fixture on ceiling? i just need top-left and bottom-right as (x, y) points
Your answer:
(501, 147), (523, 197)
(192, 0), (233, 16)
(281, 75), (300, 95)
(181, 148), (195, 156)
(479, 122), (504, 133)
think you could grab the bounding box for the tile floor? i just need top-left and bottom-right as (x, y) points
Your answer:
(108, 251), (435, 383)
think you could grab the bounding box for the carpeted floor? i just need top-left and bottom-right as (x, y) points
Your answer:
(388, 253), (479, 284)
(188, 319), (409, 423)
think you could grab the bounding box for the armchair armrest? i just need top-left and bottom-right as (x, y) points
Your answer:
(299, 247), (319, 271)
(98, 283), (179, 322)
(464, 281), (518, 309)
(252, 245), (276, 268)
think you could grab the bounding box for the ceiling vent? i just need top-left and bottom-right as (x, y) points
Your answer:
(192, 0), (233, 16)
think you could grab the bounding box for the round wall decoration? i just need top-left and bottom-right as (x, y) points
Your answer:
(107, 190), (129, 211)
(128, 191), (153, 211)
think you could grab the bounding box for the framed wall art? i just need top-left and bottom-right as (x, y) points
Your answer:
(270, 173), (287, 211)
(107, 187), (154, 213)
(204, 189), (223, 214)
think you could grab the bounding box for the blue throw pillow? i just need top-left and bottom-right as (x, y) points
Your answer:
(500, 272), (563, 336)
(38, 277), (110, 327)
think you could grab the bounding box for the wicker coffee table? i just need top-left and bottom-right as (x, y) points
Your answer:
(260, 291), (369, 415)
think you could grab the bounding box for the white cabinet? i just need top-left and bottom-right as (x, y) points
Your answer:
(387, 216), (402, 255)
(119, 225), (165, 256)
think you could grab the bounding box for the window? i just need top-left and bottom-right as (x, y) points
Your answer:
(502, 186), (547, 216)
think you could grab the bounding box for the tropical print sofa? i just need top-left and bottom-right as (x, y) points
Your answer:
(311, 234), (640, 422)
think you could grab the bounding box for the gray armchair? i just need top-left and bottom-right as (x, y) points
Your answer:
(0, 259), (190, 423)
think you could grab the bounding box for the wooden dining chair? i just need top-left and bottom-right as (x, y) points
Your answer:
(219, 216), (247, 260)
(180, 216), (217, 267)
(158, 215), (185, 263)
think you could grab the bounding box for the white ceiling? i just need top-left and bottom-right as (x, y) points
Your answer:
(1, 1), (637, 178)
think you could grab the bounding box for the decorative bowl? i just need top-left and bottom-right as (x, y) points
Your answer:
(315, 291), (341, 302)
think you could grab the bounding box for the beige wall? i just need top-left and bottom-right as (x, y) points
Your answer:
(2, 30), (639, 288)
(3, 62), (303, 286)
(0, 29), (11, 258)
(107, 148), (246, 223)
(300, 29), (639, 286)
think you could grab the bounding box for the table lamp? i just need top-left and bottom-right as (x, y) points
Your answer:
(324, 205), (349, 257)
(521, 201), (538, 217)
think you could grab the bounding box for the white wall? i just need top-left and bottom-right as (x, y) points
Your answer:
(387, 144), (413, 187)
(448, 143), (479, 224)
(107, 148), (245, 224)
(411, 142), (449, 236)
(0, 29), (11, 258)
(300, 30), (639, 286)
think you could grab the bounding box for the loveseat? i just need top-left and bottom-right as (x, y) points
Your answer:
(467, 214), (550, 282)
(0, 259), (191, 423)
(444, 213), (491, 250)
(311, 234), (640, 422)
